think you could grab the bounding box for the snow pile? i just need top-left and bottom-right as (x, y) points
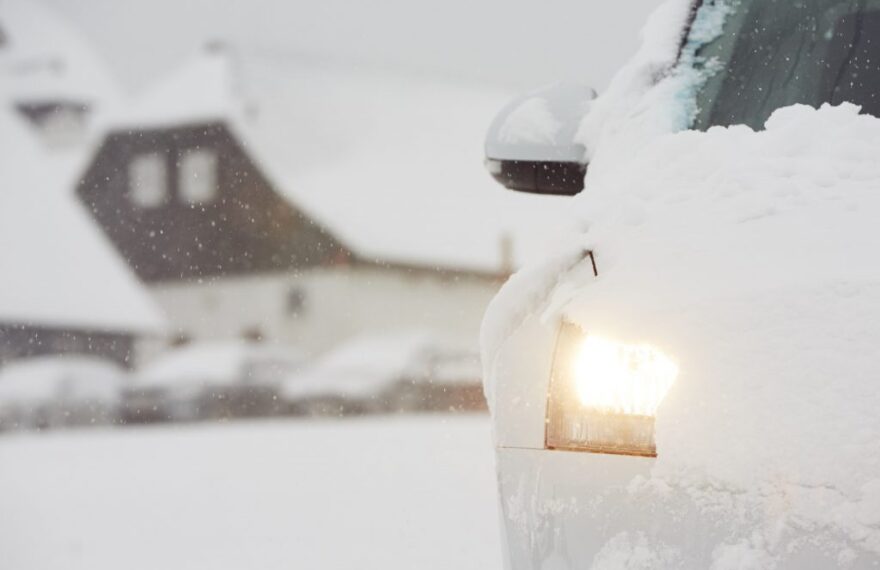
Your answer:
(135, 342), (305, 392)
(0, 356), (125, 407)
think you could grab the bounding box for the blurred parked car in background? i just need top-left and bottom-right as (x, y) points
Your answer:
(123, 341), (305, 423)
(0, 356), (125, 431)
(393, 349), (486, 413)
(281, 333), (484, 416)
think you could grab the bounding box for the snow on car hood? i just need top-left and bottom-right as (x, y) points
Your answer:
(484, 102), (880, 563)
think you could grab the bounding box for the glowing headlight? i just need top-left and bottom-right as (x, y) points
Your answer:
(545, 322), (678, 457)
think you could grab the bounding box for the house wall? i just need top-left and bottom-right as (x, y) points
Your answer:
(0, 324), (135, 368)
(143, 265), (501, 358)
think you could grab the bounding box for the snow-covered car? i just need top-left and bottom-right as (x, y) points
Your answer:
(482, 1), (880, 568)
(0, 356), (126, 430)
(124, 341), (305, 423)
(393, 346), (486, 413)
(281, 333), (483, 415)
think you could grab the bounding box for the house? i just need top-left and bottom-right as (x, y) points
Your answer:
(0, 0), (120, 148)
(0, 109), (164, 367)
(0, 0), (164, 368)
(75, 44), (576, 357)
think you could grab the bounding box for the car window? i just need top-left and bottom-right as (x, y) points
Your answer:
(692, 0), (880, 130)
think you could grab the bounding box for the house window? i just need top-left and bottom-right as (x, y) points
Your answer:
(180, 148), (218, 204)
(129, 152), (167, 208)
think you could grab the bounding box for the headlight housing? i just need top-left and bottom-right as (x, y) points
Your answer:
(545, 322), (678, 457)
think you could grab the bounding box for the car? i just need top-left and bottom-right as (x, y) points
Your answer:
(280, 332), (484, 415)
(0, 356), (126, 431)
(391, 345), (486, 413)
(482, 0), (880, 568)
(124, 341), (305, 423)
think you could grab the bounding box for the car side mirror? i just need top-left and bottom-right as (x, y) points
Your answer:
(484, 82), (596, 196)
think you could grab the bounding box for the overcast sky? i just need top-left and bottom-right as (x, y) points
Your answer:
(45, 0), (664, 94)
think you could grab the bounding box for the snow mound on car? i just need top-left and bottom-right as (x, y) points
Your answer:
(481, 0), (880, 563)
(547, 102), (880, 563)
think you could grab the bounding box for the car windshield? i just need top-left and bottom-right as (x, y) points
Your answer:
(693, 0), (880, 130)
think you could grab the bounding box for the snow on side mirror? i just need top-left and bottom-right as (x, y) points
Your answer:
(484, 82), (595, 196)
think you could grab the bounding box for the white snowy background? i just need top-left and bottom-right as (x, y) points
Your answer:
(1, 417), (500, 570)
(0, 1), (665, 568)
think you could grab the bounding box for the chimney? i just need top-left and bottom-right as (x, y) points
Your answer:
(204, 39), (258, 122)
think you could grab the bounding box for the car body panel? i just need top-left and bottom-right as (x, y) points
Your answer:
(495, 446), (870, 569)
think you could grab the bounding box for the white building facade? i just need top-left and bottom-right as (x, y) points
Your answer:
(148, 264), (501, 356)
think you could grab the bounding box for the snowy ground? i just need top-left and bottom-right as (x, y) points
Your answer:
(0, 415), (502, 570)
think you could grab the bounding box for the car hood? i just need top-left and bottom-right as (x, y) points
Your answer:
(482, 102), (880, 562)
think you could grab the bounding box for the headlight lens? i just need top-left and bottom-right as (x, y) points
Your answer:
(546, 322), (678, 457)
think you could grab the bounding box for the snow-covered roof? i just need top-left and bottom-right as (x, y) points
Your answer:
(107, 48), (580, 274)
(135, 341), (306, 391)
(0, 109), (164, 333)
(0, 0), (120, 110)
(112, 42), (236, 129)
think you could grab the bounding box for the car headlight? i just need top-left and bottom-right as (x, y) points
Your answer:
(546, 322), (678, 457)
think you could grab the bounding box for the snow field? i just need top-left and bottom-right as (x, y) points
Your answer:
(0, 416), (502, 570)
